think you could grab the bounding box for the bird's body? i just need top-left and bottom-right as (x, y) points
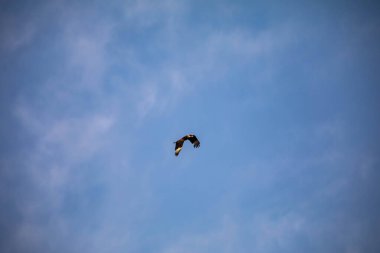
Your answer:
(174, 134), (200, 156)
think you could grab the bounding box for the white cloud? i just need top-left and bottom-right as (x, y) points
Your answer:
(124, 22), (297, 120)
(137, 84), (158, 120)
(43, 114), (114, 158)
(123, 0), (187, 28)
(17, 107), (114, 160)
(60, 11), (114, 89)
(250, 212), (307, 252)
(11, 102), (121, 252)
(7, 9), (120, 246)
(0, 12), (37, 52)
(161, 216), (238, 253)
(14, 102), (115, 196)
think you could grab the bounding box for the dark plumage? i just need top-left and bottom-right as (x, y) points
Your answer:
(174, 134), (200, 156)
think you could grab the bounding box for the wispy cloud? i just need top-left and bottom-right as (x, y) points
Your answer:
(8, 102), (118, 252)
(0, 10), (37, 52)
(123, 0), (187, 28)
(123, 21), (297, 120)
(161, 216), (238, 253)
(137, 84), (158, 120)
(15, 103), (115, 163)
(62, 18), (114, 89)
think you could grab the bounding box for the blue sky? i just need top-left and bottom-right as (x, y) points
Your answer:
(1, 0), (380, 252)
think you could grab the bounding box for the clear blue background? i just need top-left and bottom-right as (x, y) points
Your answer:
(1, 0), (379, 252)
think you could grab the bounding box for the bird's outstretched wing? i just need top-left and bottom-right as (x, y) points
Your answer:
(187, 135), (200, 148)
(174, 138), (185, 156)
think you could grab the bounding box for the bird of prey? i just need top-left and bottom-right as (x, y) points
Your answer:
(174, 134), (200, 156)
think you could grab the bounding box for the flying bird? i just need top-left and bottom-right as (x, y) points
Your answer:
(174, 134), (200, 156)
